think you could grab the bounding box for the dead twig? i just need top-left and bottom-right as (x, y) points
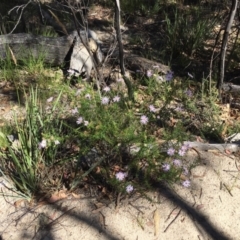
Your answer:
(115, 192), (121, 209)
(223, 183), (233, 197)
(67, 0), (104, 91)
(8, 0), (32, 34)
(163, 208), (182, 233)
(165, 206), (178, 223)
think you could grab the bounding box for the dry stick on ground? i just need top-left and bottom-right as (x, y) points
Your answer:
(163, 208), (182, 233)
(164, 206), (179, 222)
(218, 0), (239, 97)
(114, 0), (134, 101)
(32, 207), (75, 239)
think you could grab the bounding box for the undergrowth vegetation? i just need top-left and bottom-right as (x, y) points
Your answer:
(0, 0), (237, 204)
(0, 55), (226, 203)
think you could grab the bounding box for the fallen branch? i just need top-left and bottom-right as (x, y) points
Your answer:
(128, 141), (240, 155)
(222, 83), (240, 93)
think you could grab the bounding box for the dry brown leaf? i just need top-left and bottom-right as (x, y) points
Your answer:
(48, 190), (67, 203)
(71, 192), (81, 199)
(180, 174), (188, 181)
(113, 165), (121, 171)
(14, 199), (27, 208)
(225, 149), (232, 155)
(195, 136), (205, 143)
(196, 204), (205, 210)
(96, 166), (101, 173)
(8, 46), (17, 65)
(101, 187), (107, 194)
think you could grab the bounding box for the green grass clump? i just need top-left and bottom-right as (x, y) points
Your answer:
(164, 7), (217, 62)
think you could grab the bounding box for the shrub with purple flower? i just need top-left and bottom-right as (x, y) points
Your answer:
(116, 171), (126, 181)
(71, 107), (78, 115)
(178, 149), (186, 156)
(101, 97), (110, 105)
(178, 143), (190, 156)
(76, 117), (83, 125)
(182, 180), (191, 188)
(113, 96), (121, 102)
(165, 71), (174, 81)
(184, 89), (193, 97)
(173, 159), (182, 167)
(167, 147), (175, 156)
(103, 86), (111, 92)
(140, 115), (149, 125)
(147, 70), (153, 78)
(162, 163), (171, 172)
(149, 105), (157, 113)
(181, 143), (190, 151)
(38, 139), (47, 149)
(126, 184), (134, 193)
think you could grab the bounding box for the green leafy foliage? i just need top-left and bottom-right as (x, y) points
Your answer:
(164, 7), (217, 61)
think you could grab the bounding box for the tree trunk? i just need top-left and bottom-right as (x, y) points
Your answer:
(218, 0), (239, 95)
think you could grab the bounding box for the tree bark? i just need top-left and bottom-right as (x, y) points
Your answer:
(0, 32), (75, 65)
(114, 0), (134, 101)
(218, 0), (239, 95)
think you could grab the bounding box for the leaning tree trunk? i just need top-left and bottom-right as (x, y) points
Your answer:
(218, 0), (239, 97)
(114, 0), (134, 101)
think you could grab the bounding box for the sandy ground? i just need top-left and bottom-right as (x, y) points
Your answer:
(0, 149), (240, 240)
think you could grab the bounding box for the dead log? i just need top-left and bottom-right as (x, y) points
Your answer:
(222, 83), (240, 93)
(0, 32), (74, 66)
(0, 31), (170, 76)
(124, 53), (170, 75)
(128, 141), (240, 156)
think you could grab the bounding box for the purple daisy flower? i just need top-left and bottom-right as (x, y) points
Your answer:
(167, 147), (175, 156)
(182, 180), (191, 188)
(173, 159), (182, 167)
(101, 97), (110, 105)
(38, 139), (47, 149)
(149, 105), (157, 113)
(162, 163), (171, 172)
(113, 96), (121, 102)
(103, 86), (111, 92)
(140, 115), (149, 125)
(165, 71), (174, 81)
(126, 184), (134, 193)
(71, 107), (78, 114)
(115, 172), (126, 181)
(147, 70), (153, 77)
(178, 149), (186, 156)
(76, 117), (83, 125)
